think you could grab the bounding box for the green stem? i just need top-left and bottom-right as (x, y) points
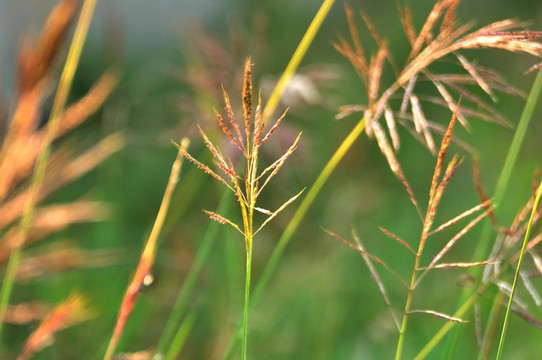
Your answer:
(495, 180), (542, 359)
(242, 239), (253, 360)
(395, 255), (422, 360)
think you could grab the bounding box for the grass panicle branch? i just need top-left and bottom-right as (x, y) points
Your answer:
(330, 2), (542, 357)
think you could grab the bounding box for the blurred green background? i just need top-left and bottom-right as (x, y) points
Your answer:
(1, 0), (542, 358)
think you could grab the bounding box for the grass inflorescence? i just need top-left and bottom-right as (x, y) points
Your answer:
(181, 58), (303, 359)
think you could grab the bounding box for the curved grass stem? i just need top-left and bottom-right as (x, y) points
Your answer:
(262, 0), (336, 124)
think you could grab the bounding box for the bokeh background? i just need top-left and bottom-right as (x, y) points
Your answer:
(1, 0), (542, 358)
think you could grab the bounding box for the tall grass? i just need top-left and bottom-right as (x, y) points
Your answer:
(2, 0), (542, 359)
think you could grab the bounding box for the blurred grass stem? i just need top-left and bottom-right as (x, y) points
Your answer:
(103, 140), (188, 360)
(0, 0), (97, 341)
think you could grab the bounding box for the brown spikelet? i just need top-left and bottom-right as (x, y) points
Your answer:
(204, 210), (227, 224)
(17, 0), (80, 95)
(243, 57), (253, 140)
(222, 87), (244, 149)
(422, 212), (487, 279)
(214, 108), (243, 153)
(433, 155), (463, 212)
(345, 4), (368, 80)
(105, 141), (187, 359)
(415, 210), (487, 288)
(253, 91), (264, 146)
(409, 0), (453, 60)
(368, 47), (388, 104)
(429, 105), (458, 204)
(525, 62), (542, 74)
(440, 0), (459, 37)
(259, 108), (289, 146)
(197, 125), (227, 167)
(379, 227), (416, 254)
(397, 4), (416, 46)
(18, 294), (92, 360)
(183, 151), (232, 190)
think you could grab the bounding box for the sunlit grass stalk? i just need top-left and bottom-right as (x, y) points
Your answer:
(442, 69), (542, 359)
(495, 180), (542, 359)
(0, 0), (97, 340)
(103, 139), (189, 360)
(262, 0), (336, 123)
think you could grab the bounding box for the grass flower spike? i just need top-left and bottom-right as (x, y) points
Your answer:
(180, 57), (303, 360)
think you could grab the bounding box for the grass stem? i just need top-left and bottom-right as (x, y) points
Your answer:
(262, 0), (336, 124)
(103, 140), (188, 360)
(242, 240), (253, 360)
(495, 180), (542, 359)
